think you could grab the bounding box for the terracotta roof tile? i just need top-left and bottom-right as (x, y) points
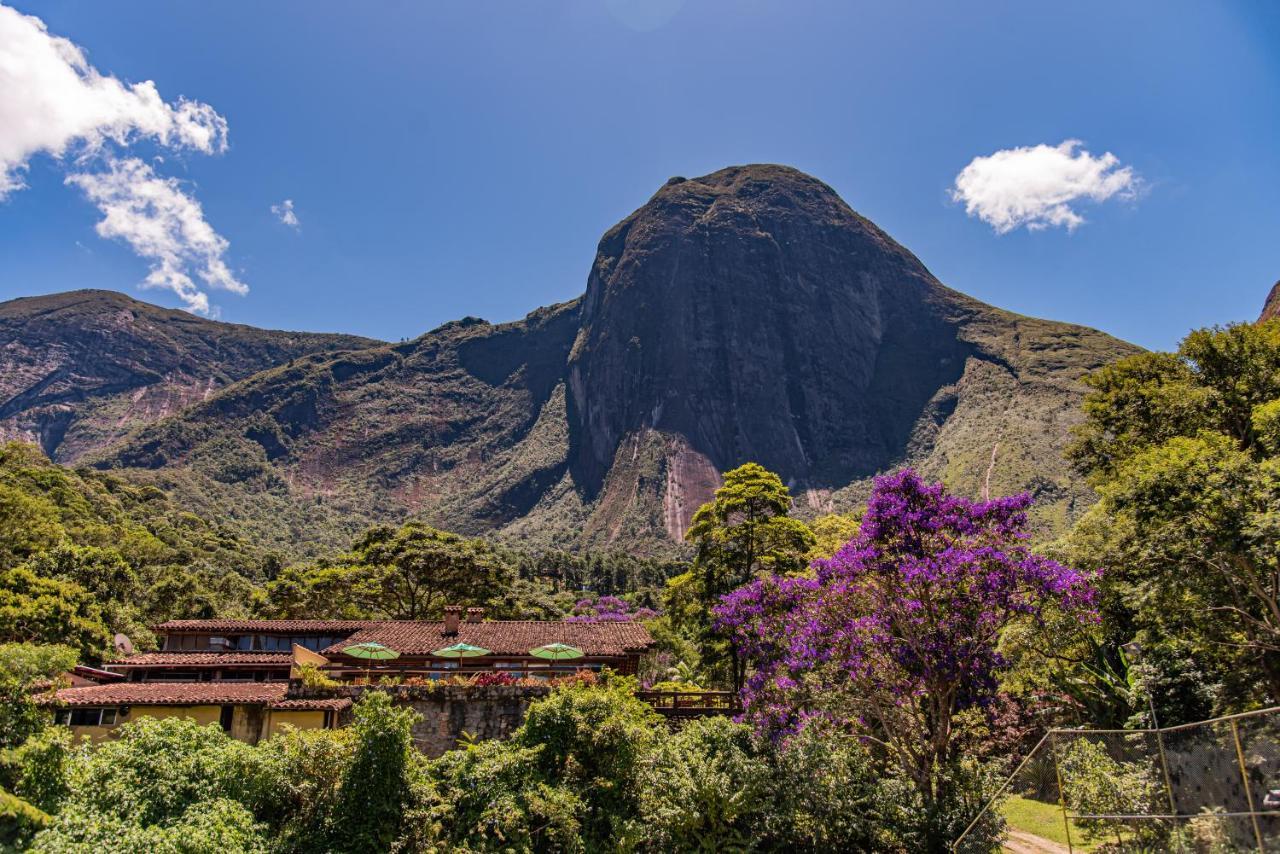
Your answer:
(107, 652), (293, 667)
(43, 682), (288, 707)
(323, 621), (655, 657)
(268, 697), (352, 712)
(155, 619), (375, 633)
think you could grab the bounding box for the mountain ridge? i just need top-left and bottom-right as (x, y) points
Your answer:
(4, 166), (1140, 555)
(0, 289), (376, 462)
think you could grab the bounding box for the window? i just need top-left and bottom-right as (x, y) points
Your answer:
(58, 708), (117, 726)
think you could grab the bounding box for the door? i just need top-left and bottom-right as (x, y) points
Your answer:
(219, 705), (234, 733)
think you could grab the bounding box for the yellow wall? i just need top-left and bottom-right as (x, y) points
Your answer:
(137, 704), (223, 726)
(61, 704), (331, 744)
(266, 710), (326, 738)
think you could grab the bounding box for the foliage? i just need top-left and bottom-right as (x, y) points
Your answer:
(3, 727), (75, 814)
(1066, 320), (1280, 712)
(1056, 737), (1167, 849)
(30, 797), (269, 853)
(0, 787), (49, 851)
(635, 716), (769, 850)
(294, 663), (342, 690)
(327, 691), (422, 853)
(0, 644), (77, 751)
(514, 675), (662, 846)
(716, 469), (1094, 848)
(424, 739), (584, 852)
(262, 522), (512, 621)
(0, 569), (109, 662)
(245, 726), (352, 853)
(804, 512), (861, 562)
(685, 463), (815, 692)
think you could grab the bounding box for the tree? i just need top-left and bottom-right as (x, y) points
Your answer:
(0, 568), (110, 660)
(716, 469), (1095, 852)
(327, 692), (421, 853)
(21, 544), (138, 606)
(515, 676), (662, 845)
(1066, 320), (1280, 710)
(263, 523), (512, 621)
(683, 463), (815, 692)
(0, 643), (78, 749)
(352, 523), (510, 620)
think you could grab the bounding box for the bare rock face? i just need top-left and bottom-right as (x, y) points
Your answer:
(568, 165), (970, 496)
(1261, 281), (1280, 323)
(5, 166), (1139, 555)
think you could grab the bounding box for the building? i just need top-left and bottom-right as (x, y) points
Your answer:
(43, 607), (656, 743)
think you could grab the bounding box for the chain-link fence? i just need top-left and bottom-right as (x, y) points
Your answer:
(955, 707), (1280, 852)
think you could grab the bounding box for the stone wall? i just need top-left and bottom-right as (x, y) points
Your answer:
(288, 683), (553, 757)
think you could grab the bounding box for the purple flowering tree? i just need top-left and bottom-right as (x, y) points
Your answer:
(714, 469), (1097, 811)
(565, 594), (658, 623)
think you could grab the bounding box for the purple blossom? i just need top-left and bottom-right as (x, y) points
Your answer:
(565, 593), (659, 623)
(714, 468), (1099, 743)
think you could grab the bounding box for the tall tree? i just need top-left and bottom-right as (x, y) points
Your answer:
(1066, 320), (1280, 710)
(683, 463), (815, 692)
(716, 470), (1095, 850)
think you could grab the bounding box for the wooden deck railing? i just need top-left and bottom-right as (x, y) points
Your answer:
(634, 690), (741, 717)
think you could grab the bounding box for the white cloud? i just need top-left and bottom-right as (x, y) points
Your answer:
(950, 140), (1139, 233)
(0, 3), (241, 313)
(67, 158), (246, 315)
(271, 198), (299, 229)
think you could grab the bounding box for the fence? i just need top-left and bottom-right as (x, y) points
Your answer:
(955, 706), (1280, 852)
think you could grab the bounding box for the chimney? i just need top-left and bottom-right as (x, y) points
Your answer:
(443, 605), (462, 635)
(466, 607), (485, 624)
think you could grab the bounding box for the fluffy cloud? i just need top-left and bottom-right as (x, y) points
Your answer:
(271, 198), (299, 229)
(950, 140), (1138, 233)
(67, 158), (246, 314)
(0, 3), (241, 313)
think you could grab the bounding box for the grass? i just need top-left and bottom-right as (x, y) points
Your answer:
(1002, 795), (1102, 851)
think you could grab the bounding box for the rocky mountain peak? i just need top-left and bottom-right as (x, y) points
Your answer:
(566, 164), (969, 506)
(1261, 281), (1280, 323)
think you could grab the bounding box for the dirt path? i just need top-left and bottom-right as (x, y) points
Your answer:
(1002, 830), (1072, 854)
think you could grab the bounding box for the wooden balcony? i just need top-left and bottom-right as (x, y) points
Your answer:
(635, 690), (742, 718)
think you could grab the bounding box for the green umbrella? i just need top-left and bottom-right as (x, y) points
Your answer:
(342, 642), (399, 681)
(431, 642), (491, 658)
(343, 642), (400, 661)
(529, 642), (584, 661)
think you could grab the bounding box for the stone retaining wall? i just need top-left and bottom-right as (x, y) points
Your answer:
(289, 683), (553, 757)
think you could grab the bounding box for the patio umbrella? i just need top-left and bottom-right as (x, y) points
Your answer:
(529, 642), (584, 661)
(342, 641), (399, 680)
(431, 642), (491, 658)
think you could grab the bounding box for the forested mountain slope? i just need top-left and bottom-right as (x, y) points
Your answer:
(0, 289), (375, 462)
(7, 166), (1137, 555)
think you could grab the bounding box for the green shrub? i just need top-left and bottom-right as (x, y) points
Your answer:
(326, 691), (422, 853)
(0, 787), (49, 851)
(6, 727), (75, 814)
(636, 716), (768, 850)
(424, 739), (583, 852)
(514, 675), (661, 845)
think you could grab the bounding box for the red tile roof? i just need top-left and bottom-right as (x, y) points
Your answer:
(324, 621), (655, 657)
(155, 619), (374, 633)
(107, 652), (293, 668)
(268, 697), (352, 712)
(43, 682), (288, 707)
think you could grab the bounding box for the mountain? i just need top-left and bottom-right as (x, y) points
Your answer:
(14, 166), (1136, 556)
(0, 290), (376, 462)
(1262, 281), (1280, 322)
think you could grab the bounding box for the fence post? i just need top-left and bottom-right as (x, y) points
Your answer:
(1230, 719), (1266, 854)
(1153, 721), (1177, 816)
(1050, 731), (1074, 854)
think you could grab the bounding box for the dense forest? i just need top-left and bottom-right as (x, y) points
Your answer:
(2, 318), (1279, 851)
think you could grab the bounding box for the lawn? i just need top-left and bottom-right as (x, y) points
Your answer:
(1002, 795), (1101, 851)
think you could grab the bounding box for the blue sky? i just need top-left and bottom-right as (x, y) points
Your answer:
(0, 1), (1276, 350)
